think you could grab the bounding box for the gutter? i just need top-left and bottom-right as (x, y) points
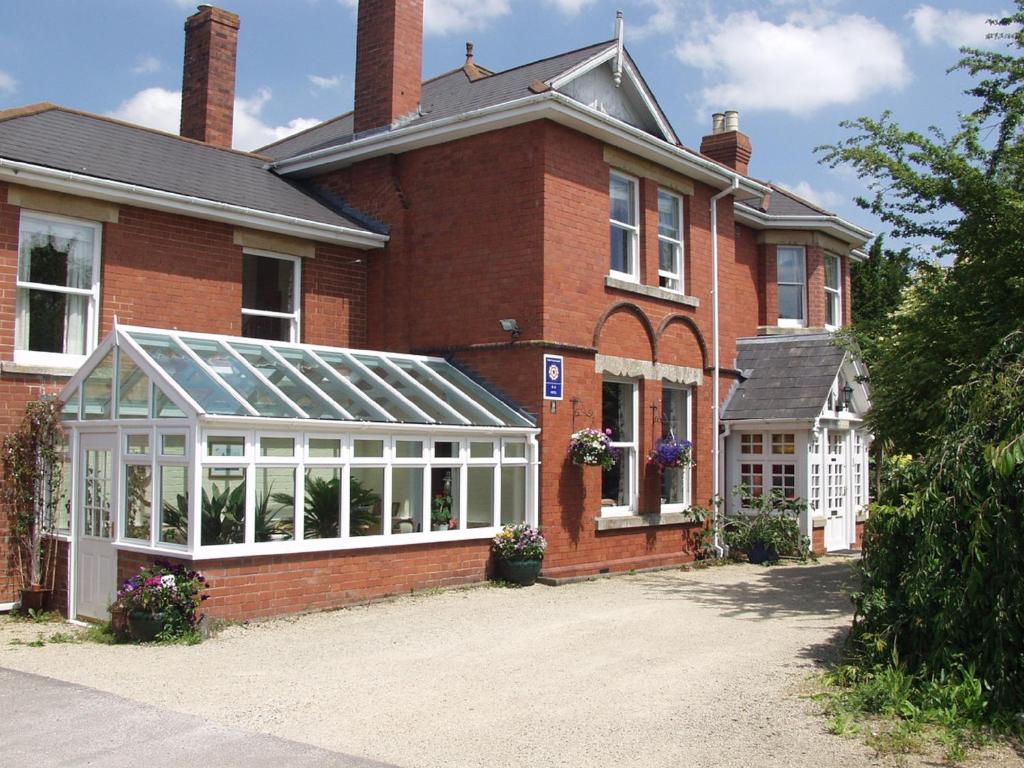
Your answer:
(710, 178), (739, 558)
(734, 206), (872, 255)
(272, 91), (769, 199)
(0, 158), (389, 250)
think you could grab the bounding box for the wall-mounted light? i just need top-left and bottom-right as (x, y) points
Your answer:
(499, 318), (521, 340)
(842, 383), (854, 412)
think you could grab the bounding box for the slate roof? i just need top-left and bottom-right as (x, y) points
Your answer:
(0, 105), (383, 234)
(735, 183), (832, 218)
(261, 41), (617, 161)
(722, 334), (847, 421)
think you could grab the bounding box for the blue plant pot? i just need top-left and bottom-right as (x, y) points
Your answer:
(127, 611), (166, 642)
(747, 541), (778, 565)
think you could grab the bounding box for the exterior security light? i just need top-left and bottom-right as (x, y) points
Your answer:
(499, 319), (521, 339)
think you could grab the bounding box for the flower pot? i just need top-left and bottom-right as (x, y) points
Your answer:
(19, 585), (51, 613)
(747, 541), (778, 565)
(497, 558), (543, 586)
(127, 611), (167, 642)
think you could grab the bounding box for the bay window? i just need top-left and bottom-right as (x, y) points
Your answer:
(825, 254), (842, 328)
(776, 246), (806, 327)
(15, 212), (101, 366)
(609, 171), (639, 281)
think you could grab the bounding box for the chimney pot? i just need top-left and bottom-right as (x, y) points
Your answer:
(724, 110), (739, 132)
(466, 41), (474, 64)
(354, 0), (424, 135)
(712, 112), (725, 134)
(180, 5), (239, 148)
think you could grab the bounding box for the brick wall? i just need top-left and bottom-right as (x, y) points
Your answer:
(0, 182), (367, 603)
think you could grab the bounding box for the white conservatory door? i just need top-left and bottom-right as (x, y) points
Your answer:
(76, 434), (118, 621)
(824, 431), (849, 552)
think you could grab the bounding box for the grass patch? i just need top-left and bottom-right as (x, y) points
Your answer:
(816, 662), (1018, 764)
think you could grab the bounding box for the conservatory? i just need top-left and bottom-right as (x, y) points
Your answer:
(59, 325), (538, 619)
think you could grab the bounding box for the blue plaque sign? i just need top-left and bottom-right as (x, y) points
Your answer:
(544, 354), (563, 400)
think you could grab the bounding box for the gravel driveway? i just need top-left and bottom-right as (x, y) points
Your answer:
(0, 560), (962, 767)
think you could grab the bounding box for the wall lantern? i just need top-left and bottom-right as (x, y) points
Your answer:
(842, 383), (854, 411)
(499, 318), (521, 340)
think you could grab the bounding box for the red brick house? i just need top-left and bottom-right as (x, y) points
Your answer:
(0, 1), (872, 620)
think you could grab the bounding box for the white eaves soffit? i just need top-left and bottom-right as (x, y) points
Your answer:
(59, 326), (536, 429)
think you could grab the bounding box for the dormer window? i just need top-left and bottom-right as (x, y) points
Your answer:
(777, 246), (806, 328)
(609, 171), (639, 281)
(825, 254), (842, 329)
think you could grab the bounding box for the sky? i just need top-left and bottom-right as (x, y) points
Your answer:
(0, 1), (1009, 256)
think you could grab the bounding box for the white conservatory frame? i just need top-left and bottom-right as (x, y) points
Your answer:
(58, 325), (540, 568)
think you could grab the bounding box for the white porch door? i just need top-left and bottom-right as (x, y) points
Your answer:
(76, 434), (118, 621)
(824, 431), (848, 552)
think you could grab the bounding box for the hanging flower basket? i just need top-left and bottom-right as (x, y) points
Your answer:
(647, 438), (693, 472)
(568, 428), (617, 469)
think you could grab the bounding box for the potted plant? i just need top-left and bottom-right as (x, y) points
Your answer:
(491, 522), (547, 585)
(723, 485), (809, 564)
(647, 437), (693, 472)
(568, 428), (617, 469)
(1, 398), (64, 613)
(115, 561), (207, 642)
(431, 493), (453, 530)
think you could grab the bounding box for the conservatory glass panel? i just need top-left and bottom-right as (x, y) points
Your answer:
(159, 466), (188, 545)
(255, 467), (295, 542)
(353, 439), (383, 458)
(117, 352), (150, 418)
(392, 358), (499, 426)
(273, 347), (383, 420)
(316, 351), (423, 422)
(350, 467), (384, 536)
(501, 466), (527, 525)
(466, 467), (492, 529)
(228, 342), (341, 420)
(395, 440), (423, 459)
(304, 467), (341, 539)
(423, 361), (533, 427)
(201, 468), (246, 545)
(183, 338), (297, 418)
(130, 332), (246, 415)
(309, 438), (341, 459)
(124, 465), (152, 541)
(61, 388), (79, 421)
(431, 467), (461, 531)
(352, 354), (452, 423)
(82, 349), (114, 419)
(260, 436), (294, 457)
(153, 384), (186, 418)
(126, 434), (149, 455)
(392, 467), (424, 534)
(161, 434), (187, 457)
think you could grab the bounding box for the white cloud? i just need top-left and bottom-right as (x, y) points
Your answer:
(675, 11), (910, 115)
(131, 56), (162, 75)
(106, 86), (321, 151)
(907, 5), (998, 48)
(0, 70), (17, 95)
(308, 74), (343, 90)
(423, 0), (510, 35)
(545, 0), (597, 15)
(781, 180), (841, 210)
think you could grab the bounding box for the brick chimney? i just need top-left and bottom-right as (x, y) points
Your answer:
(700, 110), (752, 176)
(353, 0), (423, 135)
(180, 5), (240, 148)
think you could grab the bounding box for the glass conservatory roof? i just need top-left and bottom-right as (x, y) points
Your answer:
(63, 326), (535, 428)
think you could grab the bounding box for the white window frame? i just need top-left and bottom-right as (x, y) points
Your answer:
(601, 377), (638, 516)
(609, 170), (640, 282)
(657, 189), (684, 293)
(660, 384), (692, 512)
(824, 253), (842, 330)
(14, 211), (102, 368)
(776, 245), (807, 328)
(241, 248), (301, 343)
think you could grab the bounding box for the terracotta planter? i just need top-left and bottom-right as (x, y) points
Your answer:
(497, 558), (543, 586)
(19, 585), (51, 614)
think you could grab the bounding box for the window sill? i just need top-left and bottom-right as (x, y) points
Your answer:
(1, 360), (78, 378)
(595, 511), (701, 531)
(605, 276), (699, 308)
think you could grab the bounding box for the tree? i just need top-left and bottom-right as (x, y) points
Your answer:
(818, 4), (1024, 455)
